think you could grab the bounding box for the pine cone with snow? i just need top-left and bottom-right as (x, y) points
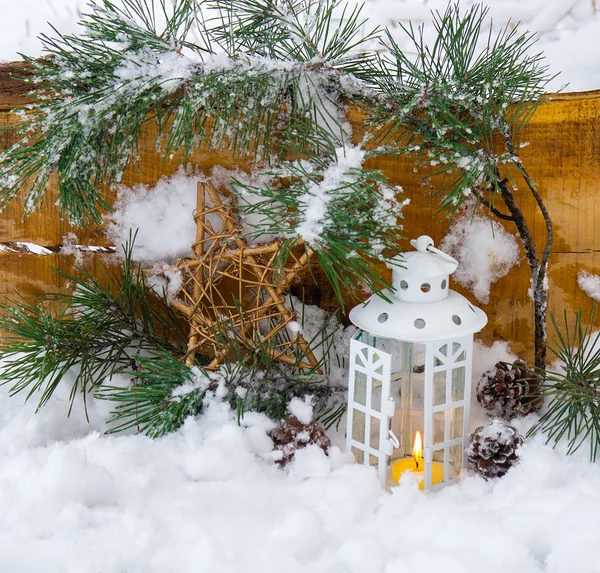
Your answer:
(476, 359), (543, 420)
(467, 420), (524, 479)
(268, 416), (331, 467)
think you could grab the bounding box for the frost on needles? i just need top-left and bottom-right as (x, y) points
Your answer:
(0, 0), (553, 325)
(0, 0), (383, 227)
(0, 0), (558, 435)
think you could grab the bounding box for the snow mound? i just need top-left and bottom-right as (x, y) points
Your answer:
(441, 214), (520, 304)
(288, 396), (314, 424)
(578, 270), (600, 302)
(106, 169), (201, 264)
(2, 345), (600, 571)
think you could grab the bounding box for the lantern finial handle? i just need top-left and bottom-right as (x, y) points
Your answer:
(410, 235), (458, 267)
(410, 235), (434, 253)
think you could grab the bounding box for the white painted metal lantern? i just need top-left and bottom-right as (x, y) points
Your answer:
(346, 235), (488, 491)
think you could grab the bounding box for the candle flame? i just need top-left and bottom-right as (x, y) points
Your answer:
(413, 431), (423, 469)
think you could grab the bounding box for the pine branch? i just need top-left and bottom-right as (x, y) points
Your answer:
(98, 297), (348, 435)
(370, 2), (552, 211)
(528, 307), (600, 461)
(0, 0), (380, 226)
(231, 152), (407, 306)
(97, 348), (209, 436)
(206, 300), (347, 428)
(365, 3), (553, 368)
(207, 0), (379, 75)
(0, 235), (188, 414)
(472, 188), (514, 221)
(0, 0), (556, 378)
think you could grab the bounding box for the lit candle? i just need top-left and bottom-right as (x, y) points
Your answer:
(391, 431), (444, 489)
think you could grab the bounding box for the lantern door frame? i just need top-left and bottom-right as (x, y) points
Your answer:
(423, 334), (473, 491)
(346, 337), (394, 487)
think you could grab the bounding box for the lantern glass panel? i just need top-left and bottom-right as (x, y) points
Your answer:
(371, 379), (382, 411)
(352, 446), (364, 464)
(370, 419), (380, 449)
(390, 341), (426, 461)
(433, 371), (446, 406)
(449, 445), (463, 480)
(451, 367), (465, 402)
(433, 411), (445, 445)
(450, 407), (464, 440)
(352, 409), (366, 444)
(354, 371), (367, 406)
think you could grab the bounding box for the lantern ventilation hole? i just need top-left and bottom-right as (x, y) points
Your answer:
(441, 279), (447, 289)
(362, 300), (371, 308)
(414, 318), (426, 329)
(469, 305), (476, 313)
(420, 283), (431, 293)
(452, 315), (462, 325)
(378, 313), (389, 323)
(400, 280), (409, 290)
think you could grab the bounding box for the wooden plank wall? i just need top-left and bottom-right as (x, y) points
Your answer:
(1, 63), (600, 363)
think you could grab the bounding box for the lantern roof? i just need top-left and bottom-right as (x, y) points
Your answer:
(348, 235), (487, 342)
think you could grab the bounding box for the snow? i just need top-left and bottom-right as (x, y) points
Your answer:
(106, 166), (285, 260)
(294, 146), (365, 246)
(145, 263), (184, 302)
(3, 350), (600, 572)
(476, 417), (519, 442)
(288, 395), (314, 424)
(105, 169), (206, 264)
(113, 48), (196, 92)
(578, 270), (600, 302)
(170, 366), (215, 399)
(0, 0), (84, 61)
(440, 213), (521, 304)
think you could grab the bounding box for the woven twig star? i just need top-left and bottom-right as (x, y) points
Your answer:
(168, 181), (319, 371)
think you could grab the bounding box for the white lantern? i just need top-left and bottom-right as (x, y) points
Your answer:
(346, 235), (488, 491)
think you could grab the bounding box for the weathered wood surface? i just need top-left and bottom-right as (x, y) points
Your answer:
(1, 61), (600, 361)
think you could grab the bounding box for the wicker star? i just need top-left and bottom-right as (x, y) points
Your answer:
(168, 181), (319, 371)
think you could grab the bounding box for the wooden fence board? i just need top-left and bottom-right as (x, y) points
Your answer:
(1, 61), (600, 361)
(0, 252), (112, 300)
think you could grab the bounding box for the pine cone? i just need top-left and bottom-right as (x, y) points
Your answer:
(476, 359), (543, 419)
(268, 416), (331, 467)
(467, 420), (524, 479)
